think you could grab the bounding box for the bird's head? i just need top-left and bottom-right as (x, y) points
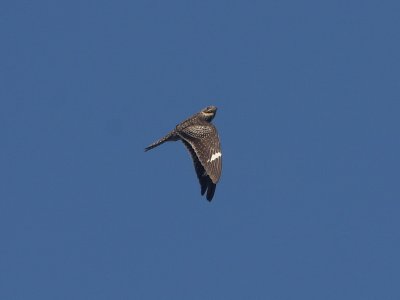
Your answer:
(200, 106), (217, 121)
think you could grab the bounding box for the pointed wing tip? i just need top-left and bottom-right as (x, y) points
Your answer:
(144, 145), (154, 152)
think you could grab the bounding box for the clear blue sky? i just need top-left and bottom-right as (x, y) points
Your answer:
(1, 1), (399, 299)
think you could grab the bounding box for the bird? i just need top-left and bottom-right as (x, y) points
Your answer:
(145, 106), (222, 201)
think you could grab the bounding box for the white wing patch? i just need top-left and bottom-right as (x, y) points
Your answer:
(208, 152), (221, 162)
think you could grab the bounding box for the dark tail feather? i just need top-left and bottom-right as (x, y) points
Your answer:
(145, 131), (177, 152)
(200, 176), (208, 196)
(206, 183), (216, 202)
(200, 175), (216, 201)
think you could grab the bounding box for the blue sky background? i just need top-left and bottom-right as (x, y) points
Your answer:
(1, 1), (399, 299)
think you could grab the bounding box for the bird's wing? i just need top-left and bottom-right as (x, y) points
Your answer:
(181, 139), (216, 201)
(178, 123), (222, 184)
(144, 130), (179, 151)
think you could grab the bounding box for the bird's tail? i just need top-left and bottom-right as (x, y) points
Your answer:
(144, 130), (178, 152)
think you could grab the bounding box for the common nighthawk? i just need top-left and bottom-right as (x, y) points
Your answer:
(145, 106), (222, 201)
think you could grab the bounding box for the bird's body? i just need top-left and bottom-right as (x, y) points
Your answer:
(145, 106), (222, 201)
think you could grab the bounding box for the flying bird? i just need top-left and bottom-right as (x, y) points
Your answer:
(145, 106), (222, 201)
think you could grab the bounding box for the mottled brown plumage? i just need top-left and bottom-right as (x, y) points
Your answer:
(145, 106), (222, 201)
